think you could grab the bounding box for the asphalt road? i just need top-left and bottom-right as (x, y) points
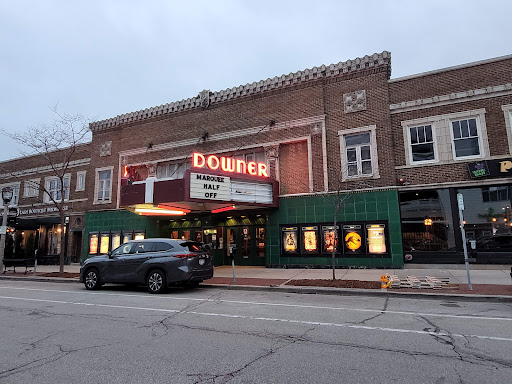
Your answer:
(0, 280), (511, 384)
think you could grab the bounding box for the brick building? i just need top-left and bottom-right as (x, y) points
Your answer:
(0, 144), (91, 263)
(2, 50), (511, 268)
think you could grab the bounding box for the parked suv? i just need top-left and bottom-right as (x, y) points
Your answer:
(80, 239), (214, 293)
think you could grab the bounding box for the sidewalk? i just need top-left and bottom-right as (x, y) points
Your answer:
(1, 263), (511, 301)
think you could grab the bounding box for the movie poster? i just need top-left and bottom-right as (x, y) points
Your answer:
(343, 225), (364, 255)
(89, 234), (98, 254)
(111, 234), (121, 251)
(322, 225), (339, 254)
(100, 234), (110, 254)
(282, 227), (298, 255)
(301, 226), (319, 254)
(367, 224), (387, 254)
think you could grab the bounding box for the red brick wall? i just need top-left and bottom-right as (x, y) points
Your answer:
(279, 141), (310, 195)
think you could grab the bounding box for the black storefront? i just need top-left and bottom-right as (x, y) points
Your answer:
(400, 159), (512, 264)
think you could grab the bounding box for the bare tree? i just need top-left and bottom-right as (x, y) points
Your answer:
(1, 107), (91, 273)
(327, 164), (378, 280)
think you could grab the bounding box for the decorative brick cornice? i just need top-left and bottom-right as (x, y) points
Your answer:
(90, 51), (391, 132)
(390, 83), (512, 114)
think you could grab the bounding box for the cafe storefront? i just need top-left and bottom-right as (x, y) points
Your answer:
(400, 158), (512, 264)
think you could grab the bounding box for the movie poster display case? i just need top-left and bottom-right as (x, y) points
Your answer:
(280, 222), (389, 258)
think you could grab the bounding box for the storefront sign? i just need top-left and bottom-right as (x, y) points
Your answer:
(17, 205), (69, 216)
(193, 152), (269, 177)
(190, 172), (231, 201)
(468, 159), (512, 179)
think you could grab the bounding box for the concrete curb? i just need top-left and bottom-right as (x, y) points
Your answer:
(2, 275), (511, 303)
(200, 284), (512, 303)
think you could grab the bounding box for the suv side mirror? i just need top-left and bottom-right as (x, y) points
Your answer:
(108, 251), (113, 259)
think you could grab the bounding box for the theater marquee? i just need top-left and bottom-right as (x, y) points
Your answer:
(190, 172), (273, 204)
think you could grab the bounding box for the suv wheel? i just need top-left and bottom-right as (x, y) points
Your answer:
(84, 268), (102, 290)
(147, 270), (167, 294)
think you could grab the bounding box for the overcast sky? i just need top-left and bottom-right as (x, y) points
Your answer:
(1, 0), (511, 161)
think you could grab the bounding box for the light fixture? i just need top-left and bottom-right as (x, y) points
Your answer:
(492, 218), (497, 222)
(157, 204), (191, 213)
(135, 208), (186, 215)
(241, 216), (246, 218)
(1, 187), (13, 204)
(212, 205), (236, 214)
(424, 218), (433, 226)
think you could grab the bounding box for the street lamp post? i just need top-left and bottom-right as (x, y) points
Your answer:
(0, 187), (14, 273)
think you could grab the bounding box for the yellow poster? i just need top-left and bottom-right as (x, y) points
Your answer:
(304, 231), (318, 252)
(368, 226), (386, 254)
(100, 235), (110, 254)
(345, 232), (362, 251)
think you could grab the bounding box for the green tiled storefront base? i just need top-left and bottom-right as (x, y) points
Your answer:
(82, 210), (160, 262)
(267, 190), (404, 268)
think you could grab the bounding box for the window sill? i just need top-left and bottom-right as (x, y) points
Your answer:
(93, 200), (112, 205)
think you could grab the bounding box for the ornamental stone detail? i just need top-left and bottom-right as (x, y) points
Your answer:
(199, 89), (210, 109)
(343, 90), (367, 114)
(99, 141), (112, 157)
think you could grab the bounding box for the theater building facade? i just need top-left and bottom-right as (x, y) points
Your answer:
(84, 51), (405, 268)
(2, 50), (505, 267)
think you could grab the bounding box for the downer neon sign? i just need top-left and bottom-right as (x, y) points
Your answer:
(192, 152), (269, 177)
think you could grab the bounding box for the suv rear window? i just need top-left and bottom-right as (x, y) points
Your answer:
(179, 241), (207, 252)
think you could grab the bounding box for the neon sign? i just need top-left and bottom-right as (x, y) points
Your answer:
(193, 152), (269, 177)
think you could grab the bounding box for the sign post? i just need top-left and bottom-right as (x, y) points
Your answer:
(457, 193), (472, 290)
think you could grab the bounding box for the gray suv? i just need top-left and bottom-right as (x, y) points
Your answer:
(80, 238), (214, 293)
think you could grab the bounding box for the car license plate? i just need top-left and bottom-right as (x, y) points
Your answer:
(199, 259), (205, 265)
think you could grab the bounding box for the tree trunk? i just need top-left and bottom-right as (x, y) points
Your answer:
(59, 212), (65, 273)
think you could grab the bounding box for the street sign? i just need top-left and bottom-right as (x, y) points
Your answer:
(457, 193), (464, 211)
(0, 226), (6, 235)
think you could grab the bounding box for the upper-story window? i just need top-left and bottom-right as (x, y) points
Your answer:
(157, 161), (190, 179)
(76, 171), (86, 191)
(233, 151), (267, 165)
(401, 109), (488, 167)
(409, 125), (436, 163)
(451, 118), (481, 159)
(44, 175), (70, 203)
(94, 167), (113, 204)
(338, 125), (380, 181)
(345, 133), (372, 177)
(24, 178), (40, 198)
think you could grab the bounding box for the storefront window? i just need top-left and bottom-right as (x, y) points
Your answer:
(457, 186), (512, 242)
(400, 189), (455, 251)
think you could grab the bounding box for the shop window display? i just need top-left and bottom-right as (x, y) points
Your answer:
(400, 189), (455, 252)
(457, 186), (512, 246)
